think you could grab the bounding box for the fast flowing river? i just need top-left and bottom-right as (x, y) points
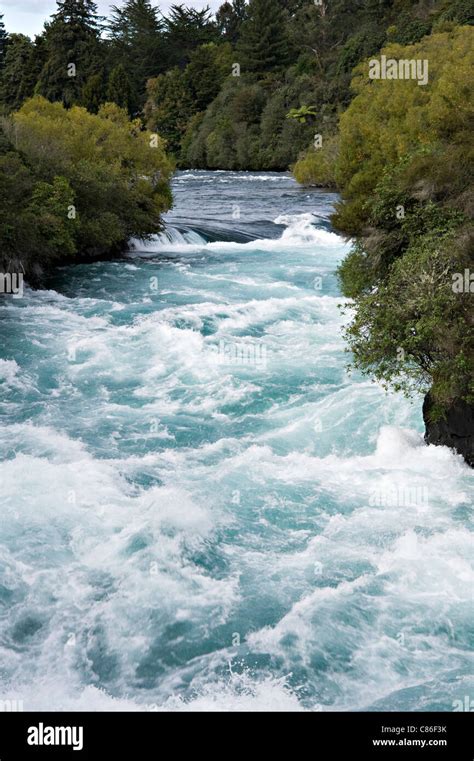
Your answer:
(0, 170), (472, 711)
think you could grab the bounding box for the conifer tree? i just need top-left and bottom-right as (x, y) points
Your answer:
(164, 5), (217, 68)
(0, 14), (8, 70)
(237, 0), (291, 74)
(109, 0), (164, 114)
(107, 63), (133, 114)
(81, 72), (104, 112)
(36, 0), (104, 107)
(0, 34), (43, 111)
(216, 0), (247, 44)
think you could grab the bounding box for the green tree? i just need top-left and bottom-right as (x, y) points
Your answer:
(439, 0), (474, 25)
(331, 27), (474, 417)
(0, 34), (41, 111)
(0, 136), (76, 274)
(164, 5), (217, 68)
(183, 42), (232, 112)
(107, 63), (133, 114)
(108, 0), (164, 113)
(0, 13), (8, 70)
(145, 67), (192, 155)
(216, 0), (247, 44)
(36, 0), (104, 107)
(3, 96), (173, 264)
(237, 0), (291, 74)
(81, 72), (104, 113)
(291, 134), (338, 186)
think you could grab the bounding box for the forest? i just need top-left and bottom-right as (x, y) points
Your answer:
(1, 0), (472, 170)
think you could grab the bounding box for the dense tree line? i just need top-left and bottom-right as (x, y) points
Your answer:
(2, 0), (471, 168)
(146, 0), (474, 168)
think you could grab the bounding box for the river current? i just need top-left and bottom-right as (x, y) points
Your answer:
(0, 170), (472, 711)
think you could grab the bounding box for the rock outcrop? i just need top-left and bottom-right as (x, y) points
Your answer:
(423, 393), (474, 467)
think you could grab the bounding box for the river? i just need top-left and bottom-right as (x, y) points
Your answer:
(0, 170), (472, 711)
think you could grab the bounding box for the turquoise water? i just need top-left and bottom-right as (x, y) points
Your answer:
(0, 170), (472, 711)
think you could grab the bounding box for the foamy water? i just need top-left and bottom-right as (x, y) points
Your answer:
(0, 171), (472, 712)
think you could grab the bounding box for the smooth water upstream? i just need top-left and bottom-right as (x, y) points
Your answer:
(0, 171), (472, 711)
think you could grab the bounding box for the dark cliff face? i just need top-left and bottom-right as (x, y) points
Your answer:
(423, 393), (474, 467)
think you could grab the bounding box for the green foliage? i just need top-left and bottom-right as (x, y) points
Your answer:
(181, 68), (322, 169)
(184, 0), (459, 172)
(1, 0), (463, 172)
(184, 42), (233, 111)
(145, 42), (233, 160)
(439, 0), (474, 25)
(107, 63), (133, 114)
(341, 228), (474, 405)
(236, 0), (291, 75)
(35, 0), (103, 107)
(1, 96), (173, 273)
(81, 72), (104, 113)
(108, 0), (164, 114)
(331, 26), (474, 410)
(259, 87), (315, 167)
(286, 105), (317, 124)
(145, 67), (194, 157)
(0, 34), (44, 112)
(0, 144), (76, 273)
(336, 29), (386, 74)
(292, 134), (338, 186)
(332, 27), (473, 234)
(29, 175), (78, 260)
(385, 15), (431, 45)
(0, 13), (8, 69)
(164, 5), (218, 68)
(216, 0), (247, 43)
